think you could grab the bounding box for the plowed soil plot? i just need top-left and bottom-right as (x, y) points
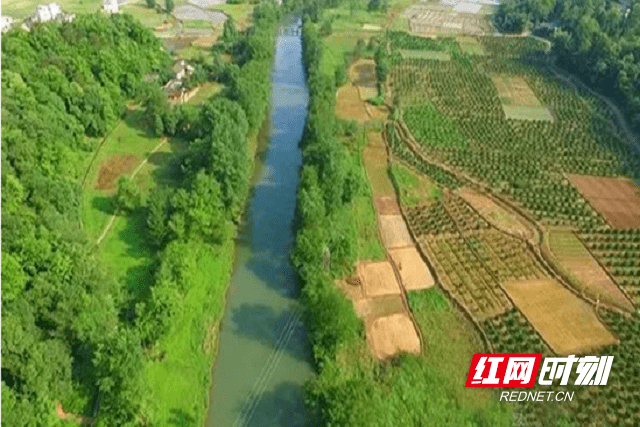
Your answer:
(95, 155), (138, 191)
(389, 247), (434, 290)
(375, 197), (401, 215)
(379, 215), (414, 249)
(336, 84), (369, 123)
(547, 228), (634, 311)
(364, 146), (395, 197)
(503, 279), (618, 355)
(189, 0), (226, 7)
(358, 261), (402, 297)
(369, 313), (421, 360)
(567, 174), (640, 228)
(492, 74), (553, 121)
(457, 187), (533, 240)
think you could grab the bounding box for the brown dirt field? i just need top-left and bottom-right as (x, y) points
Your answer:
(375, 197), (401, 215)
(365, 104), (390, 121)
(457, 187), (534, 240)
(193, 36), (218, 47)
(357, 261), (402, 297)
(567, 174), (640, 228)
(363, 145), (395, 197)
(389, 247), (435, 290)
(546, 228), (634, 311)
(369, 313), (421, 360)
(336, 84), (369, 123)
(95, 155), (138, 191)
(367, 131), (385, 148)
(492, 74), (542, 107)
(349, 59), (376, 88)
(354, 294), (405, 320)
(379, 215), (414, 249)
(503, 279), (619, 355)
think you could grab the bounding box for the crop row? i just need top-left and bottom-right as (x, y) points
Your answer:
(579, 230), (640, 302)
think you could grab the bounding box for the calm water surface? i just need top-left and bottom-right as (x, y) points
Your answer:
(204, 23), (314, 427)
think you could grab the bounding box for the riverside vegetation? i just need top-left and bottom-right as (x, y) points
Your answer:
(2, 2), (285, 425)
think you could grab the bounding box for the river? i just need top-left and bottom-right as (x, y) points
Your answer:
(204, 21), (314, 427)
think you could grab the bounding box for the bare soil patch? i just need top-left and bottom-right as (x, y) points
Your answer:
(405, 4), (492, 36)
(375, 197), (401, 215)
(503, 279), (619, 355)
(567, 174), (640, 228)
(95, 155), (138, 191)
(336, 278), (364, 301)
(546, 228), (634, 311)
(389, 247), (434, 290)
(379, 215), (414, 249)
(336, 84), (369, 123)
(369, 313), (421, 360)
(357, 261), (402, 297)
(457, 187), (534, 240)
(190, 0), (226, 7)
(364, 145), (395, 197)
(350, 59), (376, 88)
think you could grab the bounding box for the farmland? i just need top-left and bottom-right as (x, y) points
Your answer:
(378, 26), (640, 426)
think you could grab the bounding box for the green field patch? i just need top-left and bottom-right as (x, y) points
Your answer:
(122, 3), (170, 29)
(1, 0), (101, 19)
(188, 82), (224, 105)
(503, 105), (554, 121)
(144, 240), (233, 427)
(399, 49), (451, 61)
(457, 36), (485, 55)
(404, 103), (468, 148)
(390, 162), (442, 207)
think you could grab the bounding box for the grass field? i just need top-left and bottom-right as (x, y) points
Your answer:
(144, 240), (233, 427)
(546, 227), (634, 311)
(188, 81), (224, 105)
(390, 162), (442, 207)
(212, 3), (254, 29)
(81, 108), (165, 239)
(1, 0), (101, 19)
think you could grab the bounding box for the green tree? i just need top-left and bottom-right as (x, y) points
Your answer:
(165, 0), (174, 13)
(116, 176), (139, 213)
(146, 0), (156, 8)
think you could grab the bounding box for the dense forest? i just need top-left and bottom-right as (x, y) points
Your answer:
(1, 2), (282, 425)
(495, 0), (640, 131)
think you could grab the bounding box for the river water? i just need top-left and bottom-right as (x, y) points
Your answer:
(204, 22), (314, 427)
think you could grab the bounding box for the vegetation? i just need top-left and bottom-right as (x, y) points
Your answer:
(495, 0), (640, 131)
(2, 2), (283, 425)
(294, 5), (513, 426)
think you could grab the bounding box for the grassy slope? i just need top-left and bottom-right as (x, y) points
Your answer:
(1, 0), (102, 19)
(144, 240), (233, 427)
(389, 162), (442, 207)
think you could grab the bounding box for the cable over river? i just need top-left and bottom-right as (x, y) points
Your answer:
(204, 21), (314, 427)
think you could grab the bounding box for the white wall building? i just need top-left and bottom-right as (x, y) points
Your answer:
(1, 15), (14, 32)
(104, 0), (119, 14)
(33, 3), (63, 22)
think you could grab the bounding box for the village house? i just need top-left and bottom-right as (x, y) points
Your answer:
(103, 0), (119, 14)
(164, 60), (197, 104)
(28, 3), (74, 25)
(1, 16), (14, 33)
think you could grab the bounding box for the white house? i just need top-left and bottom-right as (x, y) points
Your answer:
(1, 16), (14, 32)
(33, 3), (62, 22)
(103, 0), (119, 14)
(173, 60), (195, 81)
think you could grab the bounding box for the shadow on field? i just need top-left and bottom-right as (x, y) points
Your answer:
(168, 409), (197, 427)
(92, 196), (115, 215)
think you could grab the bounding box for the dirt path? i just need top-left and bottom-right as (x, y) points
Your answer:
(96, 139), (167, 245)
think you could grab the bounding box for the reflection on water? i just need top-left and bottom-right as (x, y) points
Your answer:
(204, 25), (314, 427)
